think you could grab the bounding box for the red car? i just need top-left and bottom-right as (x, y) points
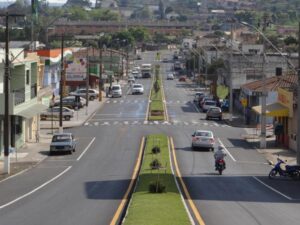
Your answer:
(179, 76), (186, 82)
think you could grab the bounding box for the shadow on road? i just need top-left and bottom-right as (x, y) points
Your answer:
(180, 175), (300, 202)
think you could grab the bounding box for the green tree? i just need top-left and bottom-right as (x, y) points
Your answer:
(284, 36), (298, 45)
(68, 6), (89, 20)
(129, 27), (149, 42)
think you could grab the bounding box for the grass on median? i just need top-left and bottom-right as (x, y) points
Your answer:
(123, 134), (191, 225)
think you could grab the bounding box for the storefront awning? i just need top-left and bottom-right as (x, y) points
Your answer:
(252, 102), (289, 117)
(15, 103), (48, 119)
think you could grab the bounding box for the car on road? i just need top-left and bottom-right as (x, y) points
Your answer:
(53, 97), (83, 110)
(206, 106), (222, 120)
(111, 84), (122, 97)
(199, 96), (213, 108)
(202, 100), (217, 112)
(142, 72), (152, 78)
(179, 76), (186, 82)
(136, 55), (142, 60)
(191, 130), (215, 151)
(167, 73), (174, 80)
(69, 88), (99, 101)
(131, 84), (144, 94)
(162, 57), (169, 63)
(128, 76), (136, 84)
(131, 70), (142, 79)
(193, 92), (205, 103)
(41, 107), (74, 121)
(50, 133), (76, 154)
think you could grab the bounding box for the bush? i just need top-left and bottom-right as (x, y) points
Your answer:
(150, 159), (162, 169)
(152, 146), (161, 154)
(149, 181), (166, 193)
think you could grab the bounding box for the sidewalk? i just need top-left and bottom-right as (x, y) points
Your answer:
(0, 80), (127, 178)
(228, 113), (297, 166)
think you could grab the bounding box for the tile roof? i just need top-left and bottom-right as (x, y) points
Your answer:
(241, 75), (297, 93)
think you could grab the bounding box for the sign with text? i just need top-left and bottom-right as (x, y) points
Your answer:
(65, 55), (87, 81)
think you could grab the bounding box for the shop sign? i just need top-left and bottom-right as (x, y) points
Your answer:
(278, 87), (293, 117)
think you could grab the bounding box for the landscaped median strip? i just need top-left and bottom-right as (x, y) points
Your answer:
(148, 65), (166, 121)
(122, 134), (192, 225)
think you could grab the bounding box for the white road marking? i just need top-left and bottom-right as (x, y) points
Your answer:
(154, 121), (159, 125)
(77, 137), (96, 161)
(177, 100), (180, 103)
(101, 122), (110, 126)
(144, 121), (148, 124)
(113, 121), (119, 125)
(120, 100), (124, 103)
(84, 122), (89, 126)
(213, 122), (219, 127)
(184, 122), (189, 126)
(113, 100), (117, 103)
(217, 138), (236, 162)
(124, 121), (129, 125)
(0, 166), (72, 209)
(203, 122), (208, 126)
(252, 176), (293, 200)
(94, 122), (99, 126)
(106, 101), (110, 103)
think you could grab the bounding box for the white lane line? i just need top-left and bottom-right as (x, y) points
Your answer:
(76, 137), (96, 161)
(106, 101), (110, 104)
(0, 166), (72, 210)
(217, 138), (236, 162)
(94, 122), (99, 126)
(113, 100), (117, 103)
(252, 176), (293, 200)
(203, 122), (208, 126)
(213, 122), (219, 127)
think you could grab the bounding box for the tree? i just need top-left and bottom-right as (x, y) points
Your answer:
(65, 0), (91, 7)
(129, 27), (149, 42)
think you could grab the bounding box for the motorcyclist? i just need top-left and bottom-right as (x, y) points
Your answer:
(214, 145), (227, 170)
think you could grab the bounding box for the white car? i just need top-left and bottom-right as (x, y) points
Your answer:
(132, 71), (142, 79)
(167, 73), (174, 80)
(69, 88), (99, 100)
(202, 100), (217, 112)
(111, 84), (122, 97)
(191, 130), (215, 151)
(128, 76), (136, 84)
(131, 84), (144, 95)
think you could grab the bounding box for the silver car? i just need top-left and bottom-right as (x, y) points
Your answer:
(41, 107), (74, 121)
(50, 133), (76, 154)
(191, 130), (215, 151)
(206, 107), (222, 120)
(69, 88), (99, 101)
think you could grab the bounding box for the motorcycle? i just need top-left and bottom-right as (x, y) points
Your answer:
(268, 157), (300, 180)
(215, 159), (226, 175)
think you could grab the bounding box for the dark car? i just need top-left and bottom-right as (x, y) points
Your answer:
(221, 99), (229, 112)
(53, 97), (83, 110)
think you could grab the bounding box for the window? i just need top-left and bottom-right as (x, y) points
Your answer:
(26, 70), (30, 85)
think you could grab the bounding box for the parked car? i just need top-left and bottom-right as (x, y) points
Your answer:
(179, 76), (186, 82)
(41, 107), (74, 121)
(221, 99), (229, 112)
(53, 97), (83, 110)
(162, 57), (169, 63)
(111, 84), (122, 97)
(167, 73), (174, 80)
(202, 100), (217, 112)
(199, 96), (213, 108)
(131, 84), (144, 94)
(193, 92), (205, 103)
(206, 107), (222, 120)
(191, 130), (215, 151)
(50, 133), (76, 154)
(69, 88), (99, 101)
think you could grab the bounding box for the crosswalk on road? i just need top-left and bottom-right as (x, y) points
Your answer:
(84, 120), (231, 127)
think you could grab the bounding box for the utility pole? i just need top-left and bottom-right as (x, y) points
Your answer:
(85, 47), (89, 115)
(260, 16), (269, 149)
(1, 12), (25, 174)
(297, 21), (300, 164)
(99, 46), (103, 101)
(59, 34), (64, 133)
(110, 49), (113, 88)
(229, 20), (234, 121)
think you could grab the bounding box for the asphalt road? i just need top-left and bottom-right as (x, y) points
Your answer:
(1, 50), (300, 225)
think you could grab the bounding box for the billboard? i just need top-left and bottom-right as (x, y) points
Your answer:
(65, 55), (87, 81)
